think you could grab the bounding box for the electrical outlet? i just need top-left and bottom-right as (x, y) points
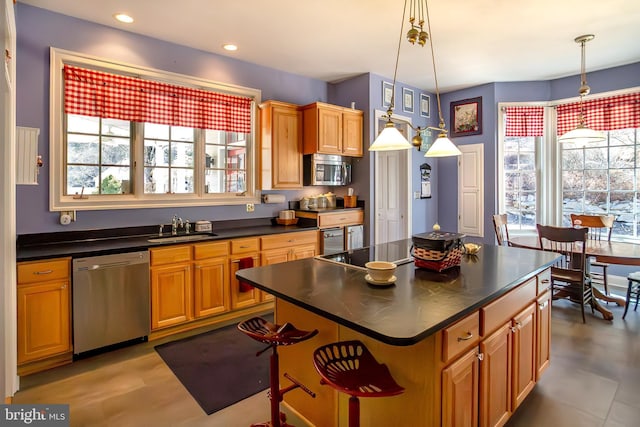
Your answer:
(246, 203), (255, 213)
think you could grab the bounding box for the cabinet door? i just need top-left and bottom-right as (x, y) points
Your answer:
(271, 104), (303, 188)
(536, 291), (551, 379)
(318, 107), (342, 153)
(151, 263), (192, 330)
(194, 256), (229, 318)
(17, 280), (71, 364)
(479, 322), (512, 427)
(291, 244), (317, 260)
(342, 110), (363, 156)
(230, 254), (261, 309)
(442, 347), (480, 427)
(511, 303), (537, 410)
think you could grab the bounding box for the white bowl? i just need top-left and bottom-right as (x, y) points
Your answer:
(365, 261), (397, 282)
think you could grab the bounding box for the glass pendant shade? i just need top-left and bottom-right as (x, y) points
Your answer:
(558, 123), (605, 145)
(370, 122), (413, 151)
(425, 134), (462, 157)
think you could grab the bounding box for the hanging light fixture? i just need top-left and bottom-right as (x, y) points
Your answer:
(558, 34), (605, 145)
(369, 1), (413, 151)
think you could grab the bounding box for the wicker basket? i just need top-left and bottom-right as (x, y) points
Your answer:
(411, 231), (465, 272)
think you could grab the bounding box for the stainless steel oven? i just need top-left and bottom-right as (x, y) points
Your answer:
(303, 153), (352, 186)
(321, 227), (345, 255)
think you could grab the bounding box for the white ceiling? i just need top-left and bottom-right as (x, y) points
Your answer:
(18, 0), (640, 93)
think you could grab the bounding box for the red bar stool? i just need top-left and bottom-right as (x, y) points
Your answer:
(312, 340), (405, 427)
(238, 316), (318, 427)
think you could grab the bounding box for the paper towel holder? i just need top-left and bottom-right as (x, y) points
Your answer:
(262, 194), (286, 204)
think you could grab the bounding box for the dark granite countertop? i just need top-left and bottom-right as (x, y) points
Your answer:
(16, 218), (318, 261)
(235, 242), (560, 346)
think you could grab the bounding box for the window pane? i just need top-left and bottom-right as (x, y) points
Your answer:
(101, 118), (130, 137)
(100, 168), (130, 194)
(172, 142), (194, 167)
(562, 149), (583, 169)
(67, 134), (99, 164)
(144, 140), (169, 167)
(101, 137), (131, 165)
(172, 126), (195, 142)
(145, 167), (168, 193)
(67, 114), (99, 134)
(584, 192), (608, 211)
(171, 168), (194, 194)
(504, 153), (518, 171)
(610, 169), (634, 191)
(584, 147), (608, 169)
(562, 191), (583, 213)
(205, 170), (226, 194)
(562, 170), (584, 190)
(67, 165), (99, 195)
(520, 172), (536, 191)
(584, 170), (608, 191)
(144, 123), (169, 139)
(610, 145), (634, 168)
(504, 172), (518, 192)
(518, 153), (535, 170)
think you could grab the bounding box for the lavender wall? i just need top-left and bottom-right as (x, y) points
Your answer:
(436, 63), (640, 244)
(15, 4), (331, 234)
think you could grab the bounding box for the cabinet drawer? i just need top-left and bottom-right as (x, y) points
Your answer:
(537, 268), (551, 294)
(194, 241), (230, 260)
(442, 311), (480, 363)
(261, 230), (318, 251)
(318, 210), (363, 228)
(481, 277), (536, 336)
(18, 258), (70, 284)
(231, 237), (260, 254)
(150, 245), (192, 266)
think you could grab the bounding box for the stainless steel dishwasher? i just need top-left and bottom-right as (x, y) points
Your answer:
(72, 251), (150, 354)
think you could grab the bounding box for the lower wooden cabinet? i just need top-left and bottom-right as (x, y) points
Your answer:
(479, 322), (512, 427)
(151, 262), (193, 329)
(17, 258), (72, 371)
(442, 347), (480, 427)
(193, 256), (229, 318)
(230, 253), (262, 309)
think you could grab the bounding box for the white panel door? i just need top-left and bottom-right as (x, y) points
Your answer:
(458, 143), (484, 237)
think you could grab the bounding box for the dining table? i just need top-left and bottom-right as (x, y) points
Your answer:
(510, 234), (637, 320)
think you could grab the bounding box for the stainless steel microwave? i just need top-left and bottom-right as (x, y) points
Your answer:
(303, 154), (352, 186)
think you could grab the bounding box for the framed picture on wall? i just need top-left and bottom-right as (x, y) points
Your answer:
(420, 93), (430, 118)
(450, 96), (482, 137)
(382, 81), (394, 108)
(402, 87), (414, 113)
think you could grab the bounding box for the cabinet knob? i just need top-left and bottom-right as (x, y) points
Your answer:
(61, 285), (67, 289)
(539, 301), (548, 309)
(457, 332), (473, 342)
(541, 279), (550, 283)
(477, 352), (484, 361)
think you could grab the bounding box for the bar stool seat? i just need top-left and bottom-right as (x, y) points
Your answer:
(312, 340), (404, 427)
(623, 272), (640, 319)
(238, 316), (318, 427)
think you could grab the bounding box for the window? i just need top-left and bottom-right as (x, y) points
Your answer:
(50, 48), (261, 211)
(498, 91), (640, 241)
(561, 128), (639, 239)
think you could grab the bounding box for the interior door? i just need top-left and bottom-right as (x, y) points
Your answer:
(374, 110), (412, 244)
(458, 143), (484, 237)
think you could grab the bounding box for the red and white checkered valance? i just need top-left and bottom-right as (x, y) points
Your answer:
(504, 106), (544, 137)
(63, 65), (252, 133)
(557, 92), (640, 135)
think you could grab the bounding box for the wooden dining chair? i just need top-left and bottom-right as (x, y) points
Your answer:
(492, 214), (510, 246)
(537, 224), (592, 323)
(570, 214), (615, 296)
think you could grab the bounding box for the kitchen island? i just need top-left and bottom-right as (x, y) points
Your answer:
(236, 240), (560, 426)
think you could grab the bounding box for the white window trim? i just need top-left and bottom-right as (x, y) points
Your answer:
(49, 47), (262, 211)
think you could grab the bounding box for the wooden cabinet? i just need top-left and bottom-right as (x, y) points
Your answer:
(442, 347), (480, 427)
(260, 230), (318, 301)
(479, 323), (512, 427)
(536, 291), (551, 379)
(150, 245), (193, 330)
(230, 237), (261, 309)
(260, 100), (303, 189)
(17, 258), (72, 367)
(193, 241), (230, 318)
(301, 102), (363, 157)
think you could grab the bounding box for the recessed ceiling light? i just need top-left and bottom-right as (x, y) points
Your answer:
(223, 44), (238, 52)
(114, 13), (134, 24)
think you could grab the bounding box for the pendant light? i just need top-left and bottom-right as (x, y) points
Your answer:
(369, 1), (413, 151)
(558, 34), (605, 145)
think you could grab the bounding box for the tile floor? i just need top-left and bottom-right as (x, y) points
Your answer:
(13, 298), (640, 426)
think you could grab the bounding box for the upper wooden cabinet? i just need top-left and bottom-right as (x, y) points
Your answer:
(260, 100), (303, 190)
(301, 102), (363, 157)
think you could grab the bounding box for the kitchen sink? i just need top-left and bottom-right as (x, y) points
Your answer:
(148, 233), (217, 244)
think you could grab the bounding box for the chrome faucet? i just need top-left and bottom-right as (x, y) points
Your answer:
(184, 219), (191, 234)
(171, 214), (183, 236)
